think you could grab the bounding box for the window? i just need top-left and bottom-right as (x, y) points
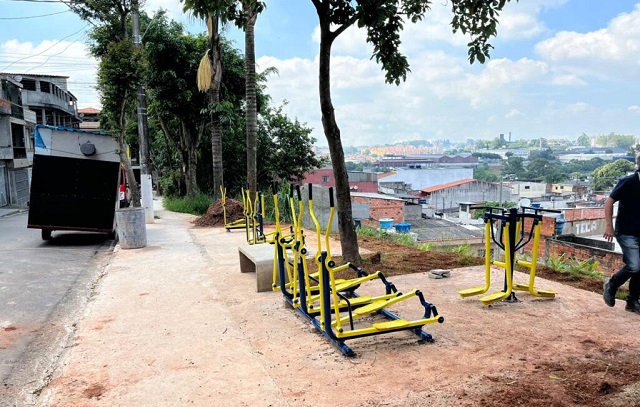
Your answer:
(524, 186), (530, 190)
(322, 176), (330, 183)
(21, 79), (36, 91)
(40, 81), (51, 93)
(11, 123), (26, 159)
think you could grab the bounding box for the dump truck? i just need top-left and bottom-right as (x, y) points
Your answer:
(27, 125), (123, 240)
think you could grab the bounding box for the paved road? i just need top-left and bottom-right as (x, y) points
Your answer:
(0, 211), (115, 405)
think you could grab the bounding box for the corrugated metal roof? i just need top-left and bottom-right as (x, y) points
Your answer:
(421, 179), (475, 193)
(351, 192), (404, 201)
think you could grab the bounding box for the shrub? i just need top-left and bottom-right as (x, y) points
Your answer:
(163, 193), (215, 215)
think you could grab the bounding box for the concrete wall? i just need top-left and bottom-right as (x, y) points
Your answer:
(298, 185), (339, 233)
(508, 181), (547, 199)
(404, 203), (422, 221)
(428, 181), (510, 212)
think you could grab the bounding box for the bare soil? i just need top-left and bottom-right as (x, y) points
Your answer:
(191, 203), (640, 407)
(37, 209), (640, 407)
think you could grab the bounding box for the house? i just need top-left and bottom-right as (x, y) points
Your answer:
(299, 168), (378, 193)
(419, 179), (510, 212)
(18, 73), (81, 127)
(374, 153), (478, 168)
(507, 181), (547, 200)
(0, 74), (35, 207)
(78, 107), (101, 130)
(0, 73), (82, 208)
(378, 167), (474, 194)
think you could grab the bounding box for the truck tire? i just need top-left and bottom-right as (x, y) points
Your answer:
(41, 230), (52, 240)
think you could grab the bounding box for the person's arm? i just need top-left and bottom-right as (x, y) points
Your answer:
(603, 197), (615, 242)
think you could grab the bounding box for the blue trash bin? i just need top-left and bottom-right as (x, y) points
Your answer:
(379, 218), (394, 229)
(395, 222), (411, 233)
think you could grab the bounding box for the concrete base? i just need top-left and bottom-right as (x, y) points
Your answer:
(238, 243), (275, 292)
(116, 207), (147, 249)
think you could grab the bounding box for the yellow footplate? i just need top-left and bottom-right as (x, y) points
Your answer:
(353, 300), (389, 316)
(458, 286), (487, 298)
(512, 283), (529, 291)
(531, 289), (556, 298)
(372, 320), (409, 330)
(479, 291), (508, 306)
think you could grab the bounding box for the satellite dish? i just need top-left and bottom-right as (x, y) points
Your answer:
(518, 198), (531, 208)
(14, 75), (22, 82)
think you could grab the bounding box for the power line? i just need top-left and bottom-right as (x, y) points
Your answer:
(1, 24), (88, 71)
(0, 10), (70, 19)
(2, 0), (68, 3)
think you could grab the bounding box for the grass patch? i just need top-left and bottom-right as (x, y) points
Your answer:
(163, 193), (215, 216)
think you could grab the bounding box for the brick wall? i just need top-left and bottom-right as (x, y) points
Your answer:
(352, 196), (404, 222)
(563, 207), (605, 221)
(369, 198), (404, 222)
(545, 236), (623, 278)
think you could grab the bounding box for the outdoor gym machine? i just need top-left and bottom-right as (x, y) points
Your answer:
(271, 183), (443, 356)
(220, 186), (246, 231)
(458, 205), (560, 306)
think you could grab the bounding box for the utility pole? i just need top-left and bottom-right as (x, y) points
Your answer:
(132, 7), (154, 223)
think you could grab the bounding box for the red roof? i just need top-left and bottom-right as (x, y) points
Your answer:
(79, 107), (101, 114)
(421, 179), (475, 193)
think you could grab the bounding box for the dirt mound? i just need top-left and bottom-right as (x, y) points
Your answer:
(193, 198), (244, 227)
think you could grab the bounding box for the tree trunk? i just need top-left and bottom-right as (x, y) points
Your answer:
(245, 7), (258, 206)
(318, 22), (360, 262)
(209, 17), (224, 201)
(182, 121), (199, 197)
(117, 135), (140, 208)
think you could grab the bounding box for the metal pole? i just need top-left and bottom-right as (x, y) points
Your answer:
(133, 9), (154, 223)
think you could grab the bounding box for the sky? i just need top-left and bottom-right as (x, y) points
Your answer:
(2, 0), (640, 148)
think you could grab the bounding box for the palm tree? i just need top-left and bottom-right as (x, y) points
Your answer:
(243, 1), (259, 204)
(180, 0), (233, 200)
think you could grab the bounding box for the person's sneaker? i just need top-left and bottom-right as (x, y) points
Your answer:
(625, 299), (640, 314)
(603, 280), (616, 307)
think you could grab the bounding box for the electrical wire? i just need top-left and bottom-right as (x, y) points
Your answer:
(1, 24), (88, 71)
(0, 10), (70, 19)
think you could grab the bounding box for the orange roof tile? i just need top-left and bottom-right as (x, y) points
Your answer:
(421, 179), (475, 193)
(79, 107), (101, 114)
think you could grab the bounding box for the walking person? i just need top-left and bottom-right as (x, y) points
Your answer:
(603, 155), (640, 314)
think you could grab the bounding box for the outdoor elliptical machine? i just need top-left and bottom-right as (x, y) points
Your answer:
(458, 205), (560, 306)
(273, 183), (443, 356)
(220, 186), (246, 232)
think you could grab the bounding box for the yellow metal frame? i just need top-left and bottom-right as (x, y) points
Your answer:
(513, 221), (556, 298)
(310, 189), (442, 339)
(220, 186), (245, 230)
(457, 210), (556, 306)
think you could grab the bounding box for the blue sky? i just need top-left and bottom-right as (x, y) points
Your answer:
(2, 0), (640, 147)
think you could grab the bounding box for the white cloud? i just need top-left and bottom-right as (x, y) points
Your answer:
(505, 109), (523, 119)
(1, 38), (100, 108)
(551, 74), (586, 86)
(535, 4), (640, 82)
(499, 11), (547, 40)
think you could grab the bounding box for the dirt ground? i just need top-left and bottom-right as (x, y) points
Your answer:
(191, 203), (640, 407)
(31, 206), (640, 407)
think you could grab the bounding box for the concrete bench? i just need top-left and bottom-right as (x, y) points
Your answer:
(238, 243), (275, 293)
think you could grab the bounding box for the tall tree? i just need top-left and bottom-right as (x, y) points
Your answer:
(95, 40), (145, 207)
(71, 0), (142, 206)
(230, 1), (265, 207)
(592, 159), (636, 193)
(180, 0), (235, 200)
(143, 16), (209, 197)
(310, 0), (513, 261)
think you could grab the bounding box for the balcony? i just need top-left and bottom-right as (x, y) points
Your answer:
(22, 89), (78, 118)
